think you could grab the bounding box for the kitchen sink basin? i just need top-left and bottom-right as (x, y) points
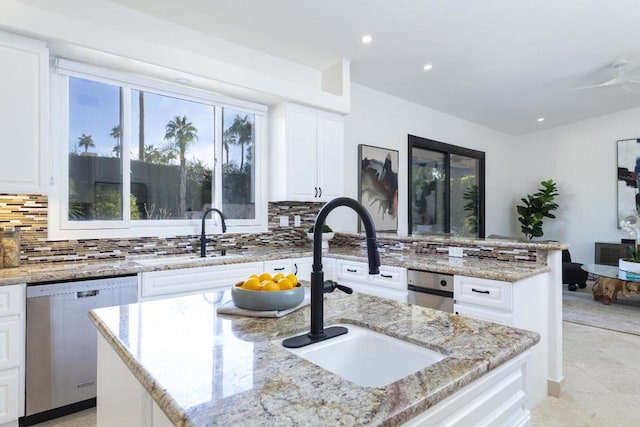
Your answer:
(278, 323), (445, 387)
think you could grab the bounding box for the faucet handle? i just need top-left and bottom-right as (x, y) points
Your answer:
(323, 280), (353, 295)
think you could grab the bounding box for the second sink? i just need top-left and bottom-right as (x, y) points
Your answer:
(278, 323), (445, 387)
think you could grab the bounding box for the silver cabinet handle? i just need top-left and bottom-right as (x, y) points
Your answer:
(77, 290), (99, 298)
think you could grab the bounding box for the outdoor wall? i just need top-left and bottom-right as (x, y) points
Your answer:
(514, 106), (640, 264)
(333, 83), (518, 237)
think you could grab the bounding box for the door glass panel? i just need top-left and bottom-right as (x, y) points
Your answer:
(222, 108), (255, 220)
(68, 77), (122, 221)
(450, 155), (480, 237)
(130, 90), (215, 220)
(411, 147), (445, 235)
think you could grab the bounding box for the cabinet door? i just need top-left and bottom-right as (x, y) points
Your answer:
(0, 31), (48, 194)
(0, 368), (19, 424)
(286, 108), (317, 200)
(291, 257), (313, 283)
(316, 114), (344, 200)
(454, 303), (512, 326)
(0, 318), (19, 371)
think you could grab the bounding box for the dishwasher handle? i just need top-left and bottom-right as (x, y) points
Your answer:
(76, 290), (99, 298)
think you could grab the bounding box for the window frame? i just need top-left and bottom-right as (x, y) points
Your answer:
(48, 59), (267, 240)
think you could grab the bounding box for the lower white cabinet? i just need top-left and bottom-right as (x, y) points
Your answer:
(291, 257), (335, 283)
(0, 284), (25, 426)
(453, 273), (548, 408)
(139, 262), (263, 301)
(333, 259), (407, 303)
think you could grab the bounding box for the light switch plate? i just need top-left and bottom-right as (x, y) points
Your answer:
(279, 216), (289, 227)
(294, 215), (301, 227)
(448, 247), (464, 257)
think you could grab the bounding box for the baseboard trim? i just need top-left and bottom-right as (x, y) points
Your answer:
(547, 376), (565, 397)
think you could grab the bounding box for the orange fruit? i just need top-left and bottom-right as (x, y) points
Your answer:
(258, 272), (272, 282)
(285, 273), (298, 286)
(277, 278), (294, 290)
(242, 278), (261, 291)
(261, 281), (280, 292)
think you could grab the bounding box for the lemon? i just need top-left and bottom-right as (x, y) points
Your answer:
(272, 272), (285, 282)
(248, 274), (259, 280)
(277, 278), (294, 290)
(261, 281), (280, 292)
(258, 272), (272, 282)
(242, 278), (261, 291)
(285, 273), (298, 286)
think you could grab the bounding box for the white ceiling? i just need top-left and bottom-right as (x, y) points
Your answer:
(107, 1), (640, 135)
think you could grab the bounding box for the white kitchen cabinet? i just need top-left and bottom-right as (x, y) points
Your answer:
(290, 257), (335, 283)
(263, 259), (293, 276)
(139, 262), (263, 301)
(269, 103), (344, 201)
(453, 273), (548, 408)
(0, 31), (48, 194)
(0, 284), (25, 426)
(333, 259), (407, 303)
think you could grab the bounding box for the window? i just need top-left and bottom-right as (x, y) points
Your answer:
(50, 60), (267, 239)
(408, 135), (485, 238)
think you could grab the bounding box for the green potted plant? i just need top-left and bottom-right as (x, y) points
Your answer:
(516, 179), (559, 240)
(307, 224), (335, 249)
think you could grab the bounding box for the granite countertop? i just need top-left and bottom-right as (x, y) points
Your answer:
(0, 246), (551, 286)
(89, 289), (540, 426)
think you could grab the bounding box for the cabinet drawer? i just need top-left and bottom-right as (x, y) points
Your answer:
(141, 262), (263, 299)
(335, 260), (368, 283)
(263, 260), (293, 275)
(454, 276), (512, 311)
(454, 303), (512, 327)
(369, 265), (407, 291)
(0, 285), (23, 317)
(0, 367), (19, 424)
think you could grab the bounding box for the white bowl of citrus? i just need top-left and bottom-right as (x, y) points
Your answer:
(232, 272), (304, 311)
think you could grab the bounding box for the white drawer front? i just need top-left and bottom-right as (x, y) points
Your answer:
(454, 303), (512, 326)
(141, 262), (263, 299)
(0, 319), (19, 370)
(263, 259), (293, 276)
(336, 260), (368, 283)
(0, 285), (22, 317)
(369, 266), (407, 291)
(0, 368), (19, 424)
(454, 275), (512, 311)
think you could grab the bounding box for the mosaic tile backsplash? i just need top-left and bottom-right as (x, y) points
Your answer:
(0, 194), (539, 265)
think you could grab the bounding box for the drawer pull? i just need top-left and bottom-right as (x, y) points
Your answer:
(273, 267), (285, 271)
(471, 288), (490, 294)
(346, 268), (357, 273)
(380, 274), (393, 278)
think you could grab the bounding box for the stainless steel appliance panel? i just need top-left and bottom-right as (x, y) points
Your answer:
(407, 269), (454, 312)
(26, 276), (138, 419)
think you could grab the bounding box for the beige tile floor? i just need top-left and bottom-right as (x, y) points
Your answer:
(32, 322), (640, 426)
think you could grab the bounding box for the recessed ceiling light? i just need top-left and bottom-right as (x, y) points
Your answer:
(423, 64), (433, 71)
(537, 117), (545, 122)
(361, 34), (372, 44)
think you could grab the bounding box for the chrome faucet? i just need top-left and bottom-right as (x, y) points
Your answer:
(283, 197), (380, 349)
(200, 208), (227, 257)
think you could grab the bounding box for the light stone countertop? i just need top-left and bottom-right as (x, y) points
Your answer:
(89, 289), (540, 427)
(0, 246), (551, 286)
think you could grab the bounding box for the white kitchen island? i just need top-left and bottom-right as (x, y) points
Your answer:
(90, 288), (539, 426)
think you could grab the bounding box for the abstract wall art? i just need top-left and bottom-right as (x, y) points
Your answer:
(617, 138), (640, 225)
(358, 144), (399, 232)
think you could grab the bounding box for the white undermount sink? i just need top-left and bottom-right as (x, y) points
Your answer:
(278, 324), (445, 387)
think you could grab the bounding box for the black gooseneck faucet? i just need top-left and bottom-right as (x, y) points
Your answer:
(200, 208), (227, 257)
(283, 197), (380, 349)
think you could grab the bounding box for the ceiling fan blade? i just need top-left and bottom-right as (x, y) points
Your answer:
(569, 77), (620, 91)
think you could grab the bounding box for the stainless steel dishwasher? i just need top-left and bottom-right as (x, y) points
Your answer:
(24, 275), (138, 425)
(407, 269), (454, 312)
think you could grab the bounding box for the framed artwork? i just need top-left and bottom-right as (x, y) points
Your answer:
(358, 144), (399, 232)
(617, 138), (640, 225)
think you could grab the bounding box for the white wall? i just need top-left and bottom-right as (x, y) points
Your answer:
(329, 83), (518, 237)
(515, 107), (640, 263)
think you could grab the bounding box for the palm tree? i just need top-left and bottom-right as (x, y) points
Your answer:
(110, 125), (122, 158)
(164, 116), (198, 217)
(78, 133), (95, 154)
(226, 115), (252, 170)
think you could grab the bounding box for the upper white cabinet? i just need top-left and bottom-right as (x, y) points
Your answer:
(269, 103), (344, 201)
(0, 31), (48, 194)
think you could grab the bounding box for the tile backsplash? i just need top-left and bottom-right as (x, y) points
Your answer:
(0, 194), (322, 264)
